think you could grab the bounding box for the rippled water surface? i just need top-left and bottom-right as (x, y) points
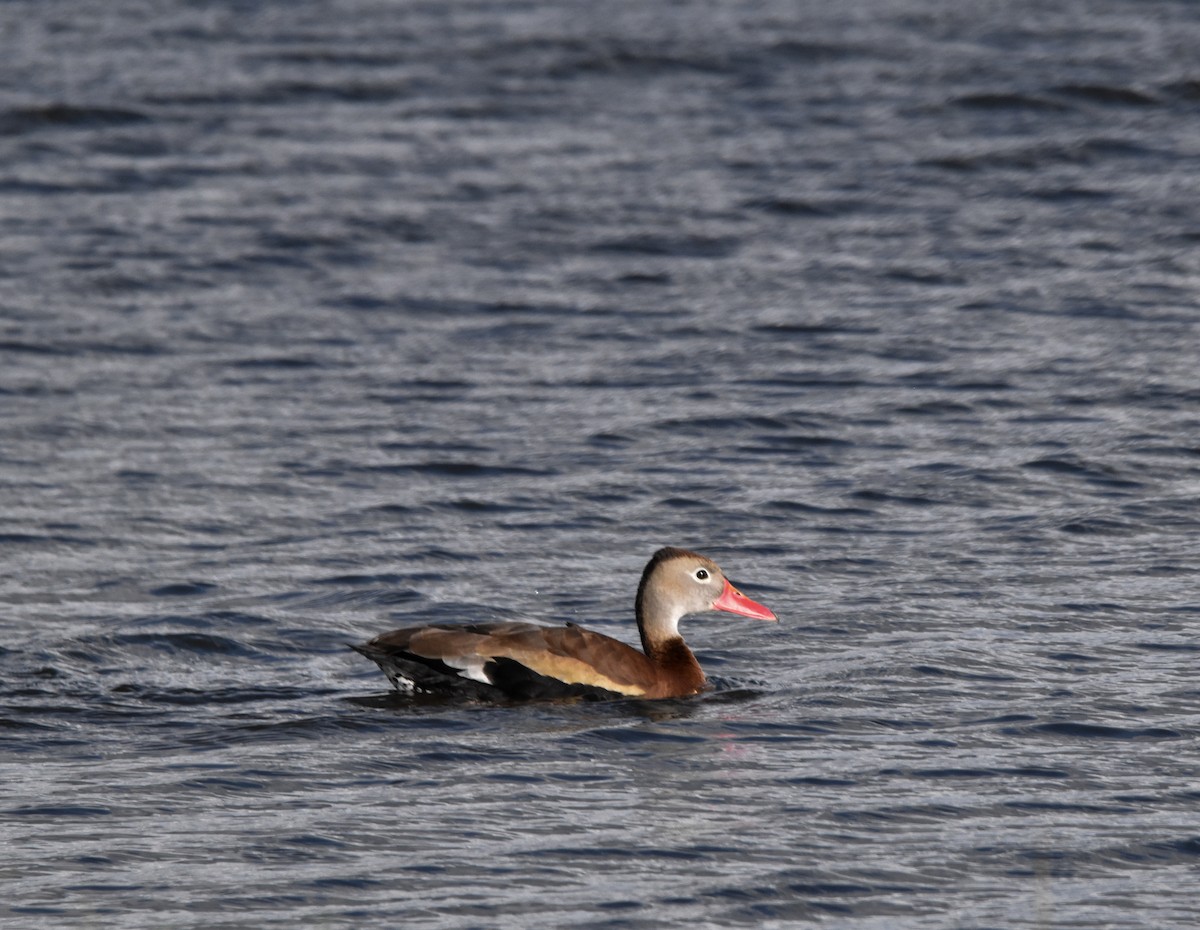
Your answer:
(3, 0), (1200, 927)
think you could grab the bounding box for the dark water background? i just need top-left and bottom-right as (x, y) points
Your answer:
(3, 1), (1200, 927)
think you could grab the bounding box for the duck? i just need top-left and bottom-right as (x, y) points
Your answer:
(351, 546), (777, 700)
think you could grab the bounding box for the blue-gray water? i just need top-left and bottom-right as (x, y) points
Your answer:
(3, 1), (1200, 927)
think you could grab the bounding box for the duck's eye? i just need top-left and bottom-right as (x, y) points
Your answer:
(694, 568), (710, 581)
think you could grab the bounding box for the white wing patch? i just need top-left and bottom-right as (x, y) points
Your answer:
(442, 654), (493, 685)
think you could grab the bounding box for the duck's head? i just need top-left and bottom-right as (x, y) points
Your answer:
(635, 547), (776, 645)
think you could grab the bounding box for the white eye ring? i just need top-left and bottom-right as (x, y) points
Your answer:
(694, 568), (711, 581)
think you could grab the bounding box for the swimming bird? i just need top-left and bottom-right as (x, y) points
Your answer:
(351, 546), (776, 700)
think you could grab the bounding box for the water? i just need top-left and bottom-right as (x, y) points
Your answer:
(3, 0), (1200, 926)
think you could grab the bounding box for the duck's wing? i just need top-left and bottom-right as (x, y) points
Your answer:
(354, 621), (655, 699)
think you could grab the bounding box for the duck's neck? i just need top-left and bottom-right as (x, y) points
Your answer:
(636, 580), (679, 656)
(643, 635), (706, 696)
(636, 592), (706, 695)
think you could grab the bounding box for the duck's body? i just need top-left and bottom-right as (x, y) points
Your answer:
(351, 546), (776, 701)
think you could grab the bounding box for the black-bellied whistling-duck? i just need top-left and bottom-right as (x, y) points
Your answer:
(351, 546), (777, 700)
